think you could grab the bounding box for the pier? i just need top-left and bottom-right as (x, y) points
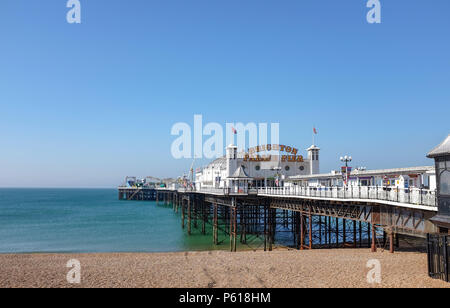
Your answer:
(118, 185), (437, 254)
(118, 136), (450, 283)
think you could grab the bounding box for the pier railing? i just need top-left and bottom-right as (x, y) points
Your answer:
(257, 186), (437, 208)
(174, 185), (436, 208)
(196, 187), (230, 195)
(196, 187), (258, 195)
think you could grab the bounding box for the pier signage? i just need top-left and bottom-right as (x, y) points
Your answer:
(244, 144), (304, 162)
(248, 144), (299, 155)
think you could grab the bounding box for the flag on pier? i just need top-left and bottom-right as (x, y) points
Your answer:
(312, 127), (318, 145)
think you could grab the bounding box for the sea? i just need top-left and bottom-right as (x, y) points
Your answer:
(0, 188), (247, 254)
(0, 188), (367, 254)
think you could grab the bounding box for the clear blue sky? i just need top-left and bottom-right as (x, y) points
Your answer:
(0, 0), (449, 188)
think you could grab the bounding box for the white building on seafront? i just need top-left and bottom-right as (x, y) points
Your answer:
(195, 143), (320, 191)
(195, 143), (437, 192)
(287, 166), (436, 190)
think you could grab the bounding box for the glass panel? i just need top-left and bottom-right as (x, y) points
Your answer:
(440, 170), (450, 195)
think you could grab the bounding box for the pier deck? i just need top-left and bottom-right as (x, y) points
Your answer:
(118, 185), (438, 255)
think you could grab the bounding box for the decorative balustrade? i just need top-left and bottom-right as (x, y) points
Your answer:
(197, 187), (259, 195)
(196, 187), (231, 195)
(257, 186), (437, 208)
(191, 185), (437, 208)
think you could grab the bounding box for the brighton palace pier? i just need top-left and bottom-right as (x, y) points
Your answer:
(119, 135), (450, 281)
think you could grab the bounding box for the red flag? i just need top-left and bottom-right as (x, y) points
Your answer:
(232, 127), (237, 135)
(313, 127), (318, 134)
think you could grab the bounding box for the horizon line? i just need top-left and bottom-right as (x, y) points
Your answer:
(0, 187), (117, 189)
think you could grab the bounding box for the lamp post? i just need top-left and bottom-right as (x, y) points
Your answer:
(215, 170), (220, 188)
(340, 155), (352, 186)
(274, 167), (282, 187)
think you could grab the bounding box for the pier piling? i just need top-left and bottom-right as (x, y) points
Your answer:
(187, 197), (191, 235)
(118, 187), (421, 255)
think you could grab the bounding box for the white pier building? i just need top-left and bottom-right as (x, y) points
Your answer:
(195, 144), (320, 191)
(287, 166), (436, 190)
(194, 143), (437, 195)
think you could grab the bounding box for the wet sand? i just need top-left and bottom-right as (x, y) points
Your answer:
(0, 249), (448, 288)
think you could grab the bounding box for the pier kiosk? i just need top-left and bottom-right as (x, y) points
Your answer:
(428, 134), (450, 233)
(227, 166), (253, 194)
(426, 134), (450, 283)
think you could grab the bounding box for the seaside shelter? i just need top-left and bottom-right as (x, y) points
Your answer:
(227, 166), (253, 194)
(428, 134), (450, 233)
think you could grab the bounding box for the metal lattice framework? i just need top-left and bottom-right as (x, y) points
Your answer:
(118, 187), (438, 253)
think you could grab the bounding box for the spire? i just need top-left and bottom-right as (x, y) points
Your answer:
(307, 145), (320, 151)
(427, 134), (450, 158)
(228, 166), (253, 179)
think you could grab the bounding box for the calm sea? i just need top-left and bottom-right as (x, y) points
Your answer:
(0, 188), (243, 254)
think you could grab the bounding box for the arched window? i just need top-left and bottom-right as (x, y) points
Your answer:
(440, 170), (450, 195)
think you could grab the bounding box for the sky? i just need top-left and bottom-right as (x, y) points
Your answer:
(0, 0), (449, 188)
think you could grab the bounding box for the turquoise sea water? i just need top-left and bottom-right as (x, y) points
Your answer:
(0, 189), (241, 253)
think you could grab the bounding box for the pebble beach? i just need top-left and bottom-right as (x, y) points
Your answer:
(0, 249), (448, 288)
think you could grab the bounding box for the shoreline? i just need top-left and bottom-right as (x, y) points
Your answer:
(1, 249), (448, 288)
(0, 245), (272, 256)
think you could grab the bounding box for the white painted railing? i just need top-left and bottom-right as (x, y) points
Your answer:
(257, 186), (437, 208)
(197, 187), (231, 195)
(197, 187), (258, 195)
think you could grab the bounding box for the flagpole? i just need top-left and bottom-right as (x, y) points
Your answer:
(312, 126), (315, 146)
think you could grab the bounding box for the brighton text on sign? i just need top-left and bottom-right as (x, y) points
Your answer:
(245, 144), (304, 163)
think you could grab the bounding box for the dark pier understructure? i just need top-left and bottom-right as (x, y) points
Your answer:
(118, 187), (437, 254)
